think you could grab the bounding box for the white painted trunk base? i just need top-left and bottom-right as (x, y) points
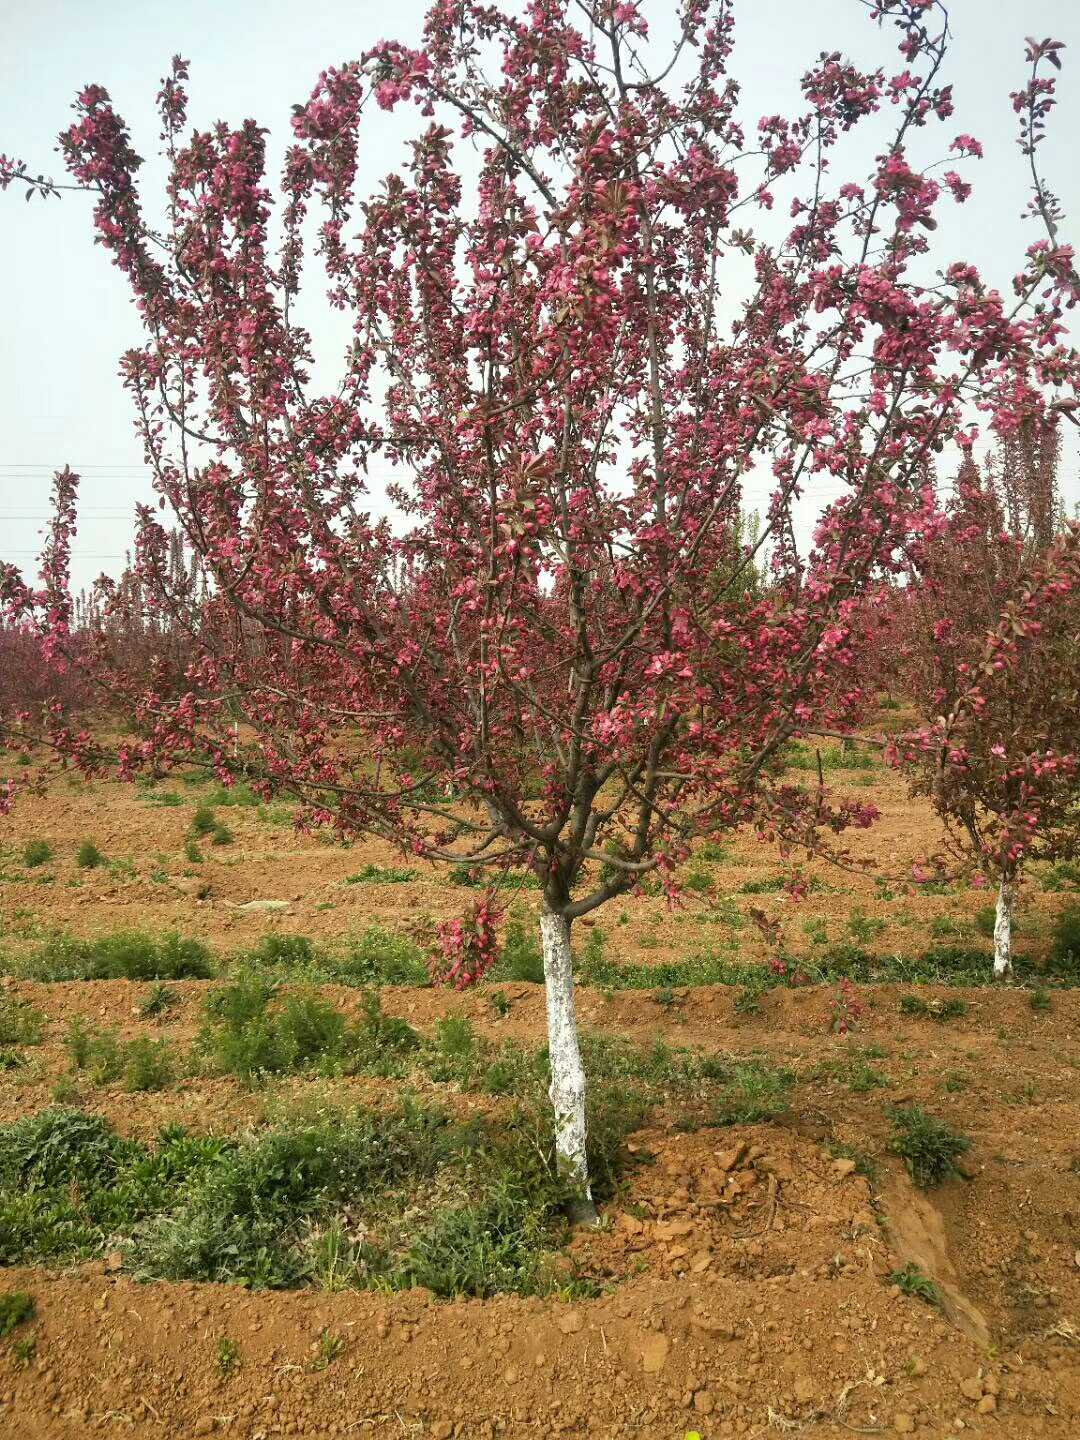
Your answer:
(993, 876), (1014, 980)
(539, 904), (596, 1223)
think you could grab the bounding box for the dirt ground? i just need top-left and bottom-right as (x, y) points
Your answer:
(0, 755), (1079, 1439)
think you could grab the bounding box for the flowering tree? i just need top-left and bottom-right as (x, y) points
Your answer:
(2, 3), (1078, 1211)
(895, 430), (1080, 979)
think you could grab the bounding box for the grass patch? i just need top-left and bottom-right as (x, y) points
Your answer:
(1049, 908), (1080, 979)
(738, 874), (787, 895)
(123, 1036), (175, 1092)
(712, 1059), (794, 1124)
(899, 994), (968, 1022)
(204, 783), (260, 808)
(0, 1292), (34, 1338)
(75, 840), (106, 870)
(0, 1101), (609, 1298)
(1040, 861), (1080, 893)
(190, 805), (217, 836)
(221, 928), (428, 989)
(138, 984), (178, 1020)
(847, 908), (886, 943)
(0, 997), (45, 1047)
(815, 1052), (891, 1093)
(491, 912), (545, 984)
(782, 740), (876, 772)
(888, 1105), (970, 1188)
(4, 930), (214, 983)
(196, 976), (420, 1084)
(344, 864), (418, 885)
(335, 927), (429, 987)
(449, 863), (539, 892)
(577, 938), (766, 992)
(21, 841), (52, 868)
(64, 1020), (175, 1092)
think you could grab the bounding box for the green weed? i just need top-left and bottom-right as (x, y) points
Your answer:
(0, 998), (45, 1047)
(899, 994), (968, 1021)
(494, 913), (544, 984)
(215, 1336), (240, 1376)
(888, 1262), (942, 1307)
(13, 930), (213, 982)
(22, 841), (52, 868)
(308, 1329), (345, 1371)
(0, 1292), (34, 1338)
(190, 805), (218, 836)
(344, 864), (418, 885)
(888, 1105), (970, 1188)
(75, 841), (106, 870)
(123, 1037), (174, 1093)
(138, 984), (177, 1020)
(1049, 908), (1080, 978)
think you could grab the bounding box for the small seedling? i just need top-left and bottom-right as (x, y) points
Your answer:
(139, 984), (177, 1020)
(308, 1329), (344, 1372)
(489, 991), (511, 1019)
(11, 1336), (36, 1367)
(1029, 987), (1052, 1012)
(215, 1336), (240, 1376)
(22, 841), (53, 868)
(826, 1142), (877, 1181)
(888, 1263), (941, 1307)
(184, 838), (203, 864)
(75, 841), (106, 870)
(210, 821), (233, 847)
(733, 984), (763, 1017)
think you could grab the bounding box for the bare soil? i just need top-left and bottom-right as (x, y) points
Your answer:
(1, 760), (1079, 1438)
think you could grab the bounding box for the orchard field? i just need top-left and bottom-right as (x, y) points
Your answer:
(0, 714), (1078, 1440)
(3, 0), (1080, 1436)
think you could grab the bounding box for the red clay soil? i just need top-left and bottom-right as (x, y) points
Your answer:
(0, 770), (1079, 1437)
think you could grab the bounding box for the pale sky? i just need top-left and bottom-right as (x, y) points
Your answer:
(2, 0), (1078, 591)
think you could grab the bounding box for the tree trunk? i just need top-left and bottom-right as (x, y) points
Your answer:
(993, 874), (1015, 981)
(539, 901), (597, 1225)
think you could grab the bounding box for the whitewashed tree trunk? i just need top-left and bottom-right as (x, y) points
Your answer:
(539, 902), (597, 1225)
(993, 874), (1015, 981)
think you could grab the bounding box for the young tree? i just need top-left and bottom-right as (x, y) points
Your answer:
(2, 3), (1077, 1210)
(895, 430), (1080, 979)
